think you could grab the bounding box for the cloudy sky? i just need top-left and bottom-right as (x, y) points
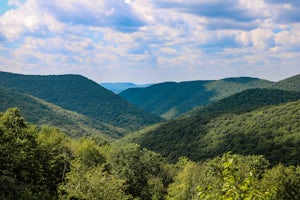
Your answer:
(0, 0), (300, 83)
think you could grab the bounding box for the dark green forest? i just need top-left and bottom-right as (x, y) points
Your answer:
(0, 86), (126, 138)
(1, 108), (300, 199)
(0, 71), (162, 133)
(120, 77), (272, 118)
(122, 89), (300, 164)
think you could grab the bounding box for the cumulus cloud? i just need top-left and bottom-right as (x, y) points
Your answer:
(0, 0), (300, 83)
(38, 0), (144, 32)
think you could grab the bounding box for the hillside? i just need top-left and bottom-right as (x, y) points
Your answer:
(0, 87), (127, 138)
(0, 71), (162, 132)
(121, 89), (300, 165)
(120, 77), (272, 119)
(100, 82), (152, 93)
(188, 88), (300, 115)
(270, 74), (300, 91)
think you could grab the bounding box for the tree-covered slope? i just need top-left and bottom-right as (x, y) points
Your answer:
(121, 89), (300, 165)
(2, 108), (300, 199)
(189, 88), (300, 115)
(0, 87), (127, 138)
(0, 71), (162, 131)
(120, 77), (272, 119)
(270, 74), (300, 91)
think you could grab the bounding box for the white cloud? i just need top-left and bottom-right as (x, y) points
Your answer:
(0, 0), (299, 83)
(0, 0), (65, 41)
(250, 28), (274, 50)
(8, 0), (23, 6)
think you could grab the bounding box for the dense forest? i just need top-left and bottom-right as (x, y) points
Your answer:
(0, 71), (162, 134)
(120, 77), (272, 118)
(0, 86), (125, 138)
(121, 89), (300, 164)
(1, 108), (300, 199)
(1, 72), (300, 199)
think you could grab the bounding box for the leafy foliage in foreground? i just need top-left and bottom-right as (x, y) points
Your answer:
(122, 89), (300, 164)
(168, 153), (300, 200)
(0, 108), (170, 199)
(0, 108), (71, 199)
(0, 71), (162, 132)
(1, 108), (300, 199)
(120, 77), (272, 118)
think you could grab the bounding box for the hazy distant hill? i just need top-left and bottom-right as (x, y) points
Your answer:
(0, 71), (162, 133)
(120, 77), (272, 119)
(100, 82), (152, 93)
(0, 86), (129, 139)
(121, 88), (300, 165)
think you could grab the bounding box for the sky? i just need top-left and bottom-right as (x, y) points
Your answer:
(0, 0), (300, 84)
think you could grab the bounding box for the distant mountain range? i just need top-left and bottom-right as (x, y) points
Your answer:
(100, 82), (152, 93)
(120, 77), (273, 119)
(0, 71), (162, 138)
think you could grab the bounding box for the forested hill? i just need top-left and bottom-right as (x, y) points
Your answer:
(120, 77), (272, 119)
(0, 71), (162, 132)
(0, 87), (126, 138)
(188, 88), (300, 116)
(270, 74), (300, 91)
(121, 88), (300, 165)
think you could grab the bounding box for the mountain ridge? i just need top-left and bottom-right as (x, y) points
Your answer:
(120, 88), (300, 164)
(100, 82), (152, 93)
(120, 77), (273, 118)
(0, 86), (126, 139)
(0, 71), (162, 134)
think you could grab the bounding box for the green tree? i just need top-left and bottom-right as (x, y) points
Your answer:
(167, 160), (201, 200)
(262, 164), (300, 199)
(36, 126), (73, 195)
(0, 108), (50, 199)
(59, 162), (130, 200)
(198, 153), (274, 200)
(108, 143), (170, 199)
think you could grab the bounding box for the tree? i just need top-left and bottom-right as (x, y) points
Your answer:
(59, 163), (131, 200)
(108, 143), (170, 199)
(198, 153), (274, 200)
(0, 108), (49, 199)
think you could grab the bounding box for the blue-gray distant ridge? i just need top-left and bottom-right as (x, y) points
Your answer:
(100, 82), (152, 93)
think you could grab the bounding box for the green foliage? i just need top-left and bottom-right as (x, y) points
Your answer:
(0, 108), (72, 199)
(262, 164), (300, 199)
(168, 153), (300, 200)
(120, 77), (272, 118)
(108, 143), (172, 199)
(0, 71), (162, 133)
(1, 108), (300, 199)
(167, 160), (201, 200)
(59, 164), (131, 200)
(197, 153), (274, 200)
(122, 90), (300, 165)
(59, 141), (130, 200)
(72, 138), (106, 168)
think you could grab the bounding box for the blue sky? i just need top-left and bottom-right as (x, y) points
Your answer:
(0, 0), (300, 83)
